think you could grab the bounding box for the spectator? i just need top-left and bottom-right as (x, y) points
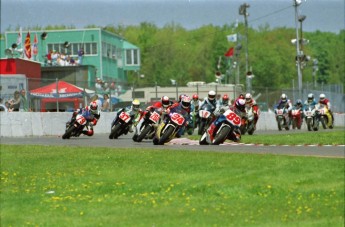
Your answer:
(19, 89), (30, 111)
(95, 78), (103, 92)
(78, 47), (84, 65)
(102, 94), (110, 112)
(10, 91), (21, 111)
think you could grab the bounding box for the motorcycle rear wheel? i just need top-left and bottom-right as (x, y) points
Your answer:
(212, 127), (231, 145)
(62, 125), (76, 139)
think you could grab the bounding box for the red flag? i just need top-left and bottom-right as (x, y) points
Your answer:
(224, 47), (234, 57)
(24, 32), (31, 59)
(33, 33), (38, 56)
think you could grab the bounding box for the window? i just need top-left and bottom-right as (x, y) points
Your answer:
(47, 42), (97, 56)
(125, 49), (140, 66)
(101, 42), (118, 61)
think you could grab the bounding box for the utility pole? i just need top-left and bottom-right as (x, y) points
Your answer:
(293, 0), (303, 99)
(239, 3), (251, 93)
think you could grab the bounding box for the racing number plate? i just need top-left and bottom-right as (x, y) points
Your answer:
(224, 109), (241, 126)
(170, 113), (185, 126)
(149, 111), (160, 123)
(119, 111), (131, 123)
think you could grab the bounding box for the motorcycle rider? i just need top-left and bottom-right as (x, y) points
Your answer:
(146, 96), (173, 114)
(293, 99), (304, 124)
(66, 101), (100, 136)
(318, 93), (334, 125)
(207, 98), (246, 142)
(191, 94), (202, 127)
(153, 95), (192, 142)
(274, 93), (293, 124)
(244, 93), (259, 130)
(200, 90), (219, 111)
(112, 99), (144, 133)
(216, 94), (230, 115)
(304, 93), (317, 108)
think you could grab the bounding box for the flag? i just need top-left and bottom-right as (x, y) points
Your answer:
(16, 27), (22, 46)
(33, 33), (38, 56)
(224, 47), (234, 57)
(226, 34), (237, 42)
(24, 31), (31, 59)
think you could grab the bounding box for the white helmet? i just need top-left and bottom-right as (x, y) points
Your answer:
(89, 101), (99, 114)
(281, 93), (287, 102)
(307, 93), (314, 103)
(208, 90), (216, 100)
(181, 96), (191, 109)
(245, 93), (252, 103)
(319, 93), (326, 100)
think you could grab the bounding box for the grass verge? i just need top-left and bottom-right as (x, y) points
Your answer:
(1, 145), (344, 226)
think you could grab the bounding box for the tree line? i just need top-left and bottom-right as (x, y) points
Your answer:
(5, 23), (345, 90)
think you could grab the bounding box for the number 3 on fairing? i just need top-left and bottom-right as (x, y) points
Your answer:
(224, 110), (241, 126)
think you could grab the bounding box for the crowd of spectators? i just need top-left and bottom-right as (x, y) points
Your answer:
(45, 48), (84, 67)
(0, 89), (31, 112)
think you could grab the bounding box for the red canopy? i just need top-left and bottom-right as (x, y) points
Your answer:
(30, 81), (84, 98)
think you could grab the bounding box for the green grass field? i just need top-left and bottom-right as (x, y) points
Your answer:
(1, 131), (344, 227)
(189, 129), (345, 146)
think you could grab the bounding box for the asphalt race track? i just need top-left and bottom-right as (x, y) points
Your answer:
(1, 132), (344, 158)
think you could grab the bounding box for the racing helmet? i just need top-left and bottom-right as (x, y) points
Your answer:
(181, 95), (191, 109)
(132, 99), (140, 111)
(281, 93), (287, 102)
(161, 96), (170, 108)
(208, 90), (216, 100)
(178, 94), (186, 103)
(235, 98), (246, 111)
(89, 101), (98, 114)
(307, 93), (314, 103)
(319, 93), (326, 101)
(222, 94), (229, 105)
(238, 93), (245, 99)
(245, 93), (252, 103)
(296, 99), (302, 105)
(192, 94), (199, 101)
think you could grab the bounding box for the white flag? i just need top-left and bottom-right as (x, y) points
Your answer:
(227, 34), (237, 42)
(16, 27), (22, 46)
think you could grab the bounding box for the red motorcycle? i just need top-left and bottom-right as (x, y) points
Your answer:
(291, 106), (302, 130)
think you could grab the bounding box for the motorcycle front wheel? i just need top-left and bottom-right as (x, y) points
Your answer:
(136, 125), (153, 142)
(109, 124), (122, 139)
(158, 126), (175, 145)
(212, 126), (231, 145)
(62, 125), (76, 139)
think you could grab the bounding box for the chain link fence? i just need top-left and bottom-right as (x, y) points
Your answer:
(1, 77), (344, 113)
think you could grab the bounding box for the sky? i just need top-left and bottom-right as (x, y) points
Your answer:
(1, 0), (344, 33)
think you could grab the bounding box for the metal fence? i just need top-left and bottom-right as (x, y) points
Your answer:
(1, 77), (344, 113)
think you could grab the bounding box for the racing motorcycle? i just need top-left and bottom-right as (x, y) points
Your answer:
(153, 111), (186, 145)
(109, 108), (141, 139)
(315, 104), (333, 129)
(132, 108), (161, 142)
(62, 110), (93, 139)
(274, 106), (290, 131)
(240, 105), (255, 135)
(303, 105), (318, 131)
(291, 106), (303, 130)
(199, 108), (241, 145)
(198, 103), (215, 135)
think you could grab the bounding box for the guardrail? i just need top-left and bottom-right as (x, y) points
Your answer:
(1, 112), (344, 137)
